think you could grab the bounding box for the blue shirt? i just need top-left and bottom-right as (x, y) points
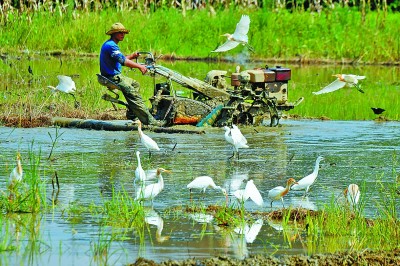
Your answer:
(100, 39), (126, 76)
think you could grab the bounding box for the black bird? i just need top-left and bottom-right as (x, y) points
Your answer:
(28, 65), (33, 75)
(371, 107), (385, 115)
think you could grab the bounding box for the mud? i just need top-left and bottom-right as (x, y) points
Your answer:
(130, 248), (400, 266)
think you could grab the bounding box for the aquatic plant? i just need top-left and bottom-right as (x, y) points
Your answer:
(47, 126), (65, 160)
(90, 225), (119, 266)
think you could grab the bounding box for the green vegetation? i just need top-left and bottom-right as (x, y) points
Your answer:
(0, 2), (399, 63)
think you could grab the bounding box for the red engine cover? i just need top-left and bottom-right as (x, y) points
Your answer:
(269, 66), (291, 81)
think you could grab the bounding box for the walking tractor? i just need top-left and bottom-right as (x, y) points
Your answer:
(98, 52), (303, 127)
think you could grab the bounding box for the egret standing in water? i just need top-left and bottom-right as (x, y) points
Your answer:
(47, 75), (80, 108)
(344, 183), (360, 208)
(312, 74), (366, 95)
(212, 15), (254, 53)
(233, 179), (263, 207)
(135, 168), (171, 203)
(291, 156), (324, 196)
(187, 176), (228, 204)
(134, 151), (146, 185)
(267, 178), (298, 208)
(8, 152), (23, 189)
(224, 124), (248, 159)
(134, 120), (160, 158)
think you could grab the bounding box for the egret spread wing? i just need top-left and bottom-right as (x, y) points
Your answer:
(234, 15), (250, 37)
(213, 40), (240, 52)
(57, 75), (76, 93)
(312, 79), (346, 95)
(245, 181), (263, 206)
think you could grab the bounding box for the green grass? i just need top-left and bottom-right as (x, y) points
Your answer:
(0, 8), (399, 63)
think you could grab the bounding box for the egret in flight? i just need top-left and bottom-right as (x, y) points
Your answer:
(344, 183), (360, 208)
(134, 151), (146, 185)
(187, 176), (228, 204)
(233, 179), (263, 207)
(212, 15), (254, 53)
(224, 124), (249, 159)
(135, 168), (171, 203)
(313, 74), (365, 95)
(291, 156), (324, 196)
(267, 178), (298, 208)
(8, 152), (23, 190)
(134, 120), (160, 158)
(47, 75), (80, 108)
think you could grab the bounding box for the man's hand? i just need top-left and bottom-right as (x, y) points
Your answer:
(138, 64), (147, 74)
(127, 52), (140, 60)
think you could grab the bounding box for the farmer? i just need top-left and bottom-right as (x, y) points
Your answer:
(100, 22), (164, 126)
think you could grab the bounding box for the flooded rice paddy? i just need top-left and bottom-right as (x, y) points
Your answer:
(0, 57), (399, 265)
(0, 119), (399, 265)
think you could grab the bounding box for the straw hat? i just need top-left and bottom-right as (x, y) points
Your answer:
(106, 22), (130, 35)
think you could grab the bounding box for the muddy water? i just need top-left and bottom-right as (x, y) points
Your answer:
(0, 119), (399, 265)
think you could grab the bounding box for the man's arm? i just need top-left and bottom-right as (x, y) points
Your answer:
(124, 58), (147, 74)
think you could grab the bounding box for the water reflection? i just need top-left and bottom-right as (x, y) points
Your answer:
(290, 196), (317, 210)
(51, 183), (76, 207)
(233, 219), (264, 244)
(144, 208), (170, 243)
(224, 170), (249, 193)
(188, 212), (214, 224)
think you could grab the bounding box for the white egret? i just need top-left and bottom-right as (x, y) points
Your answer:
(267, 178), (298, 208)
(47, 75), (80, 108)
(134, 120), (160, 158)
(187, 176), (228, 204)
(232, 124), (248, 146)
(344, 183), (360, 207)
(312, 74), (366, 95)
(291, 155), (324, 196)
(224, 124), (248, 159)
(233, 180), (263, 207)
(134, 151), (146, 185)
(212, 15), (254, 53)
(8, 152), (23, 189)
(135, 168), (171, 203)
